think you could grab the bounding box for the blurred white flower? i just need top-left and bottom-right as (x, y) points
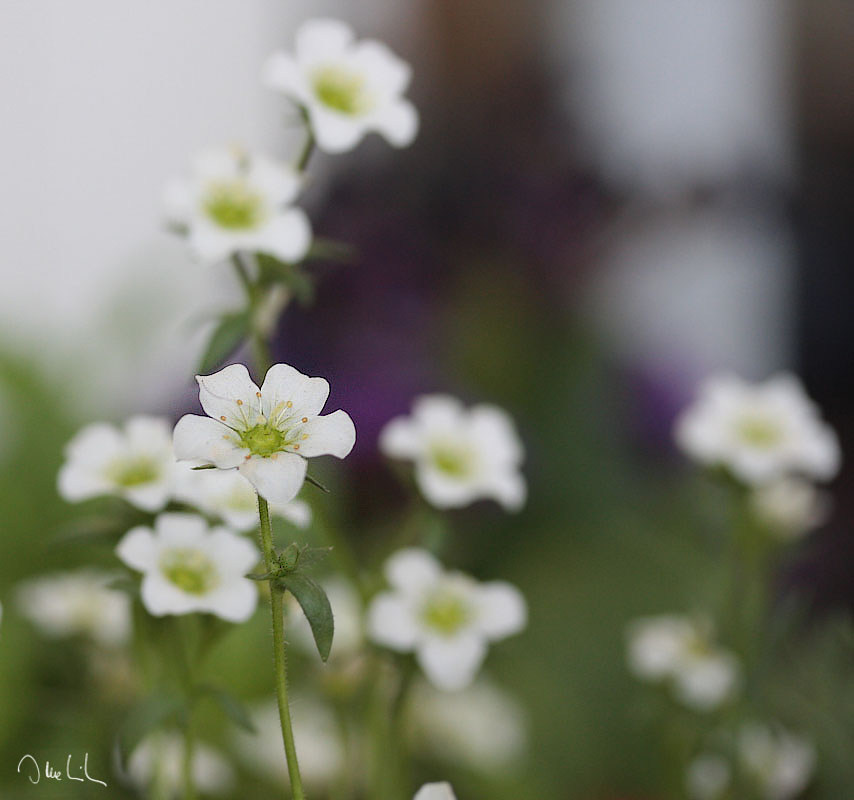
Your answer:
(739, 723), (815, 800)
(16, 570), (131, 647)
(626, 615), (740, 711)
(675, 374), (840, 486)
(414, 783), (457, 800)
(172, 463), (311, 532)
(290, 576), (363, 661)
(367, 548), (527, 690)
(233, 698), (344, 789)
(163, 146), (311, 264)
(58, 416), (175, 512)
(116, 513), (258, 622)
(751, 477), (830, 540)
(408, 677), (527, 772)
(173, 363), (355, 506)
(686, 753), (731, 800)
(263, 18), (418, 154)
(379, 395), (526, 511)
(128, 732), (234, 798)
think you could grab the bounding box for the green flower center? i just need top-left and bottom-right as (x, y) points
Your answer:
(240, 423), (288, 457)
(312, 66), (371, 115)
(160, 549), (218, 595)
(106, 457), (161, 488)
(204, 180), (264, 229)
(430, 442), (475, 478)
(736, 416), (782, 448)
(421, 592), (471, 636)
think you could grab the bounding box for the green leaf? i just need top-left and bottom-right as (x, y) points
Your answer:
(294, 546), (333, 570)
(246, 571), (276, 581)
(191, 464), (217, 470)
(117, 691), (186, 761)
(305, 474), (330, 493)
(195, 685), (256, 733)
(197, 311), (250, 375)
(255, 253), (316, 305)
(278, 573), (334, 662)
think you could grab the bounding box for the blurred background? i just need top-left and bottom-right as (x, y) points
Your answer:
(1, 1), (853, 798)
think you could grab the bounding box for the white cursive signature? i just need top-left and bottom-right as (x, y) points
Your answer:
(17, 753), (107, 787)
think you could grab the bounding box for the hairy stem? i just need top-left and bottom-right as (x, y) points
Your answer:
(258, 494), (306, 800)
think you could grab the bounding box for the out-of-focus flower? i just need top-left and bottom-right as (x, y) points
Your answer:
(127, 732), (234, 798)
(16, 570), (131, 647)
(58, 416), (175, 512)
(739, 723), (815, 800)
(407, 677), (527, 772)
(367, 548), (527, 690)
(263, 18), (418, 154)
(233, 698), (344, 789)
(686, 753), (731, 800)
(290, 576), (363, 661)
(173, 363), (355, 505)
(414, 783), (457, 800)
(172, 464), (311, 532)
(674, 374), (840, 486)
(163, 146), (311, 264)
(379, 395), (526, 511)
(116, 513), (258, 622)
(750, 477), (830, 540)
(626, 615), (739, 711)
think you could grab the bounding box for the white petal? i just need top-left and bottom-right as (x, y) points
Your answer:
(140, 573), (198, 617)
(384, 548), (441, 594)
(372, 100), (419, 148)
(123, 481), (172, 512)
(484, 470), (527, 512)
(162, 178), (194, 225)
(124, 416), (172, 451)
(296, 18), (354, 63)
(173, 414), (247, 469)
(469, 405), (524, 465)
(255, 209), (312, 264)
(417, 634), (487, 691)
(415, 463), (479, 509)
(155, 513), (210, 547)
(64, 422), (124, 465)
(203, 580), (258, 622)
(188, 222), (240, 264)
(260, 363), (330, 420)
(366, 593), (419, 651)
(378, 416), (422, 459)
(474, 582), (527, 640)
(116, 526), (158, 572)
(208, 528), (260, 575)
(247, 155), (302, 205)
(192, 147), (240, 181)
(238, 453), (307, 505)
(262, 51), (309, 100)
(271, 499), (312, 529)
(352, 40), (411, 96)
(296, 410), (356, 458)
(308, 105), (367, 153)
(57, 463), (112, 502)
(414, 783), (457, 800)
(196, 364), (261, 431)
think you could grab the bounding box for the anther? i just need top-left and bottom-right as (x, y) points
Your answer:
(301, 417), (308, 423)
(236, 399), (243, 406)
(286, 401), (293, 408)
(256, 391), (261, 397)
(220, 415), (227, 421)
(293, 444), (300, 450)
(302, 434), (308, 439)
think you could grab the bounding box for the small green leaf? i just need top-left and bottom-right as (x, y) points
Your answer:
(191, 464), (217, 471)
(195, 685), (256, 733)
(246, 571), (276, 581)
(278, 573), (334, 662)
(305, 474), (330, 493)
(198, 311), (250, 375)
(295, 546), (333, 570)
(255, 253), (316, 305)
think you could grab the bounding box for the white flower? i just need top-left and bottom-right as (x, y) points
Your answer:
(263, 18), (418, 154)
(626, 615), (740, 711)
(379, 395), (526, 511)
(414, 784), (457, 800)
(686, 754), (731, 800)
(751, 477), (829, 540)
(163, 146), (311, 265)
(738, 723), (815, 800)
(675, 374), (840, 485)
(290, 576), (363, 661)
(172, 463), (311, 532)
(173, 363), (355, 506)
(128, 732), (234, 798)
(367, 548), (527, 691)
(116, 513), (258, 622)
(408, 677), (527, 772)
(233, 698), (344, 788)
(16, 570), (131, 647)
(58, 416), (175, 512)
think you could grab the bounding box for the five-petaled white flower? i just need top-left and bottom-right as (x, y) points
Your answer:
(379, 395), (526, 511)
(58, 416), (175, 512)
(626, 615), (740, 712)
(163, 146), (311, 265)
(738, 723), (815, 800)
(263, 18), (418, 154)
(116, 513), (258, 622)
(367, 548), (527, 691)
(674, 374), (840, 486)
(16, 570), (131, 647)
(414, 784), (457, 800)
(173, 363), (356, 506)
(750, 477), (829, 540)
(173, 463), (311, 532)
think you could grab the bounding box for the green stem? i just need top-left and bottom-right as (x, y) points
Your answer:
(296, 112), (315, 171)
(182, 723), (196, 800)
(258, 494), (306, 800)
